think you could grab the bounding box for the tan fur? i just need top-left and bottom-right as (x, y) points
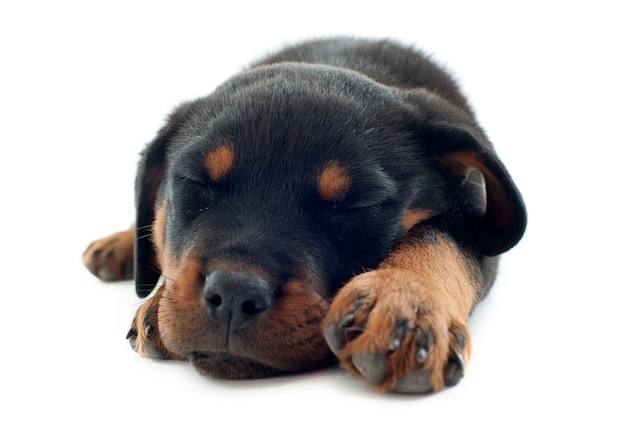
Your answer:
(82, 227), (134, 281)
(380, 229), (479, 319)
(317, 162), (351, 202)
(401, 208), (434, 231)
(204, 145), (235, 182)
(151, 201), (180, 278)
(152, 202), (167, 257)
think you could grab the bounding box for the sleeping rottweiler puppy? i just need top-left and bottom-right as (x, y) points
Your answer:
(83, 38), (526, 393)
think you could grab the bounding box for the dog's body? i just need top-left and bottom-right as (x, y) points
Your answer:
(83, 38), (526, 393)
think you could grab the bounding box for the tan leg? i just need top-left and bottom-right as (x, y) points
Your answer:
(323, 227), (480, 393)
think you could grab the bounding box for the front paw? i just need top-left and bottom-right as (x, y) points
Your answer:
(82, 230), (134, 282)
(126, 297), (178, 360)
(323, 269), (471, 393)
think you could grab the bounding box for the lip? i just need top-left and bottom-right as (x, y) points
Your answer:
(189, 352), (287, 379)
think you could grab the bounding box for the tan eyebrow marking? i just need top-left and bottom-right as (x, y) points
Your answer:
(204, 146), (234, 182)
(318, 162), (352, 202)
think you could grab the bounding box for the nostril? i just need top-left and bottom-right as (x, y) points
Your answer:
(207, 294), (222, 308)
(242, 299), (265, 316)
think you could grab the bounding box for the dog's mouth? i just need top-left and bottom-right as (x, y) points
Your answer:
(189, 352), (289, 379)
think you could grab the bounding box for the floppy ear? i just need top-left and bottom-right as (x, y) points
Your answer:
(134, 132), (168, 297)
(422, 123), (527, 256)
(134, 105), (191, 297)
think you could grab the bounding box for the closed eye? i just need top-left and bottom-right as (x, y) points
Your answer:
(325, 202), (385, 224)
(177, 174), (207, 186)
(176, 176), (213, 217)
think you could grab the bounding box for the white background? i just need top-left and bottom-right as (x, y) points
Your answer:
(1, 1), (624, 423)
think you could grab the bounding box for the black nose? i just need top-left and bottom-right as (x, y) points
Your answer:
(203, 270), (273, 332)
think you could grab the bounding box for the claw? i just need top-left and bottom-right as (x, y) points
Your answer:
(126, 328), (137, 340)
(416, 347), (428, 363)
(388, 338), (401, 351)
(444, 350), (464, 387)
(145, 323), (154, 337)
(389, 318), (408, 352)
(339, 313), (355, 328)
(415, 326), (433, 363)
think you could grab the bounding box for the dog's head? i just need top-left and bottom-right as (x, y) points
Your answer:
(133, 64), (526, 378)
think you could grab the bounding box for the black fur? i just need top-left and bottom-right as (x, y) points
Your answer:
(134, 38), (526, 301)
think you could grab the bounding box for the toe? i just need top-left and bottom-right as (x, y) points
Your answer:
(352, 352), (388, 385)
(391, 370), (434, 393)
(323, 313), (355, 355)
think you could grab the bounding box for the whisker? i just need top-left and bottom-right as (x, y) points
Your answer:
(135, 233), (153, 241)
